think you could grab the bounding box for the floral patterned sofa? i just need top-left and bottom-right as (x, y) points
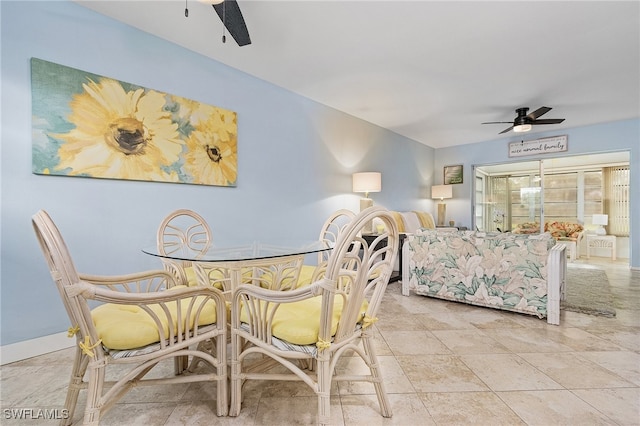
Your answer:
(401, 229), (567, 324)
(373, 210), (436, 272)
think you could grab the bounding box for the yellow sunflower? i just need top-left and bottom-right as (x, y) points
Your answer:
(177, 99), (218, 127)
(183, 109), (238, 186)
(54, 78), (182, 181)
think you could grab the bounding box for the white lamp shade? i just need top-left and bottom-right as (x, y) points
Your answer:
(431, 184), (452, 200)
(592, 214), (608, 226)
(352, 172), (382, 194)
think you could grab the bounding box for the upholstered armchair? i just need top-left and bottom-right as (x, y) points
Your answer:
(514, 220), (584, 261)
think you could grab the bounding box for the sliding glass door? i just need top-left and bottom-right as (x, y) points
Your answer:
(474, 160), (542, 232)
(472, 151), (629, 235)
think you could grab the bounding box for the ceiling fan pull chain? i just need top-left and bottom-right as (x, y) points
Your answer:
(184, 0), (189, 18)
(222, 0), (226, 43)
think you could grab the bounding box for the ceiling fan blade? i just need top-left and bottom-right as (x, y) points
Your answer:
(533, 118), (565, 125)
(482, 121), (513, 124)
(499, 126), (514, 134)
(527, 106), (551, 120)
(212, 0), (251, 46)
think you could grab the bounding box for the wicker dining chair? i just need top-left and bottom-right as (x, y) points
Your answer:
(32, 210), (228, 425)
(156, 209), (213, 286)
(229, 206), (399, 425)
(297, 208), (356, 287)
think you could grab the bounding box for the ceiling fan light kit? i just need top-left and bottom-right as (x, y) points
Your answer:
(483, 106), (565, 135)
(513, 124), (532, 133)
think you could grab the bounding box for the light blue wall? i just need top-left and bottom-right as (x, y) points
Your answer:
(434, 119), (640, 268)
(0, 1), (435, 345)
(2, 1), (638, 347)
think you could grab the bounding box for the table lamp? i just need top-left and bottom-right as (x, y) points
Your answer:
(592, 214), (608, 235)
(431, 184), (452, 227)
(353, 172), (382, 233)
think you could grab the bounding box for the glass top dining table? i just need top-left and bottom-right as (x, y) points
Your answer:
(142, 240), (332, 263)
(143, 239), (333, 292)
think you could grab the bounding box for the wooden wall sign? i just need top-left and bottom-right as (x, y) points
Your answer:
(508, 135), (568, 158)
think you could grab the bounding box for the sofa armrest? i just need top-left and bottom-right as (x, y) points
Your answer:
(402, 239), (411, 296)
(546, 243), (567, 325)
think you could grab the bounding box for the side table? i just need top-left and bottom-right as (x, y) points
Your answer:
(362, 233), (406, 283)
(556, 239), (577, 261)
(586, 234), (616, 260)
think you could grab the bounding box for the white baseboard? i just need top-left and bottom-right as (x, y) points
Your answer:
(0, 332), (74, 365)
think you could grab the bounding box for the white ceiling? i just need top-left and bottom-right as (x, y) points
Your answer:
(76, 0), (639, 148)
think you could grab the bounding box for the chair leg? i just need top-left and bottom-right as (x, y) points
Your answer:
(363, 335), (392, 418)
(214, 336), (228, 417)
(316, 358), (332, 426)
(83, 359), (106, 426)
(174, 355), (188, 375)
(229, 333), (242, 417)
(61, 347), (88, 426)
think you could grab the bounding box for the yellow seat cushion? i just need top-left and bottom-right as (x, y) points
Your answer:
(91, 285), (218, 350)
(297, 265), (358, 288)
(296, 264), (317, 287)
(184, 266), (199, 286)
(239, 296), (368, 345)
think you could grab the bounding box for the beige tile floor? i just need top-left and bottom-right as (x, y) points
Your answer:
(1, 258), (638, 425)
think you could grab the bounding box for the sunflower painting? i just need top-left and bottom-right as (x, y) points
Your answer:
(31, 58), (237, 186)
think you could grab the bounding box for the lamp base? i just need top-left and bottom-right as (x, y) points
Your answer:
(360, 198), (373, 212)
(360, 198), (374, 233)
(595, 226), (606, 235)
(437, 203), (446, 227)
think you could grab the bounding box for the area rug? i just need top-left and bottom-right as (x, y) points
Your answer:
(562, 266), (616, 317)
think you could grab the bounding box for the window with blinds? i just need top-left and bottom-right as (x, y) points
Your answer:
(543, 172), (578, 223)
(604, 166), (630, 236)
(584, 171), (603, 219)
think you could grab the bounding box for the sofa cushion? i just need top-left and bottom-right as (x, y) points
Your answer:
(375, 211), (435, 234)
(546, 221), (584, 239)
(389, 211), (406, 232)
(513, 222), (541, 234)
(401, 212), (422, 234)
(513, 221), (584, 240)
(413, 211), (435, 229)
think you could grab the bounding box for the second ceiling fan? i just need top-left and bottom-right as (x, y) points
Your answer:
(483, 107), (565, 134)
